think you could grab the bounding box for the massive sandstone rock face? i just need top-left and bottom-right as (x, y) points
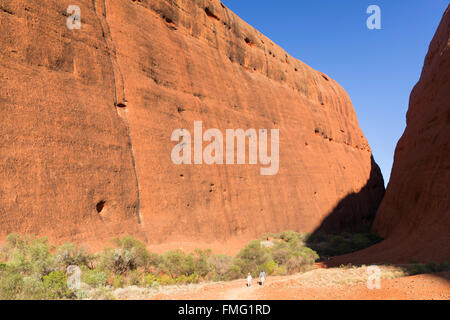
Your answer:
(330, 6), (450, 264)
(0, 0), (384, 250)
(370, 6), (450, 263)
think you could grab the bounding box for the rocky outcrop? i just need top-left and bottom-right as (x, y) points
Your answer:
(0, 0), (384, 249)
(329, 6), (450, 264)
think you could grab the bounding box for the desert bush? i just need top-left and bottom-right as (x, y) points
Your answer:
(270, 242), (293, 265)
(111, 274), (125, 288)
(404, 261), (450, 275)
(233, 240), (270, 276)
(20, 275), (48, 299)
(225, 264), (242, 280)
(0, 232), (322, 298)
(276, 230), (303, 243)
(438, 262), (450, 272)
(285, 256), (305, 273)
(408, 263), (427, 275)
(56, 243), (93, 268)
(82, 268), (108, 288)
(306, 232), (383, 257)
(261, 259), (277, 275)
(305, 231), (327, 243)
(142, 274), (159, 288)
(42, 271), (73, 299)
(5, 235), (57, 277)
(127, 270), (144, 286)
(192, 249), (212, 277)
(159, 250), (195, 277)
(112, 236), (153, 269)
(97, 248), (138, 274)
(0, 269), (24, 299)
(208, 254), (232, 280)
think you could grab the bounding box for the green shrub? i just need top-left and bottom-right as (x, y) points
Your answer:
(42, 271), (73, 299)
(261, 259), (277, 275)
(20, 275), (48, 300)
(277, 230), (303, 243)
(158, 275), (176, 286)
(0, 270), (24, 299)
(225, 264), (242, 280)
(159, 250), (195, 277)
(306, 231), (327, 243)
(208, 254), (232, 280)
(82, 268), (108, 288)
(270, 242), (292, 265)
(439, 261), (450, 272)
(56, 243), (93, 268)
(0, 232), (323, 298)
(408, 264), (427, 275)
(6, 236), (57, 277)
(306, 232), (383, 257)
(5, 233), (25, 249)
(112, 274), (125, 288)
(192, 249), (212, 277)
(97, 248), (137, 274)
(112, 236), (152, 269)
(142, 274), (159, 288)
(233, 240), (270, 276)
(127, 270), (144, 286)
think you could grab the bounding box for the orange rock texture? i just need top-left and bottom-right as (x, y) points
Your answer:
(329, 6), (450, 265)
(0, 0), (384, 248)
(370, 6), (450, 262)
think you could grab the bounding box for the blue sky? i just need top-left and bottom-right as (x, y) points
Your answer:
(222, 0), (448, 184)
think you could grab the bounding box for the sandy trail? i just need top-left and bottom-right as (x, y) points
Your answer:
(223, 283), (260, 300)
(149, 269), (450, 300)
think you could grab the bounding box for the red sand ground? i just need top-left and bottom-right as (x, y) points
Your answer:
(152, 271), (450, 300)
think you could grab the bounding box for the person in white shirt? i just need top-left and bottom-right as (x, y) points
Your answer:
(247, 273), (252, 287)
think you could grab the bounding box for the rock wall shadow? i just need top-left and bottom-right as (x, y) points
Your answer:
(305, 155), (450, 284)
(309, 155), (385, 235)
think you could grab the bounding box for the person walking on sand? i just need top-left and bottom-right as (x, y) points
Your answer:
(247, 273), (252, 287)
(259, 270), (266, 286)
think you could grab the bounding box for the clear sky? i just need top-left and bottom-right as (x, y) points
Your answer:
(222, 0), (448, 184)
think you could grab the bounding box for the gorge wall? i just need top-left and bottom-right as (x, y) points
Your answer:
(330, 6), (450, 264)
(0, 0), (385, 250)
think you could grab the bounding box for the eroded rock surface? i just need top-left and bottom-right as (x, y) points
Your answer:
(0, 0), (384, 249)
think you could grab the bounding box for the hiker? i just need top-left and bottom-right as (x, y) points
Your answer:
(247, 273), (252, 287)
(259, 270), (266, 286)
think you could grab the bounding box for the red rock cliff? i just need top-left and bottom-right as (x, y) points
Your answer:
(0, 0), (384, 250)
(371, 6), (450, 263)
(329, 6), (450, 264)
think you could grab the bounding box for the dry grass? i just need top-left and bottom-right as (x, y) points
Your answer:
(269, 265), (408, 288)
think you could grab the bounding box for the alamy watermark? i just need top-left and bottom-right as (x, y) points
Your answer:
(170, 121), (279, 175)
(66, 5), (81, 30)
(66, 265), (81, 290)
(366, 5), (381, 30)
(367, 265), (381, 289)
